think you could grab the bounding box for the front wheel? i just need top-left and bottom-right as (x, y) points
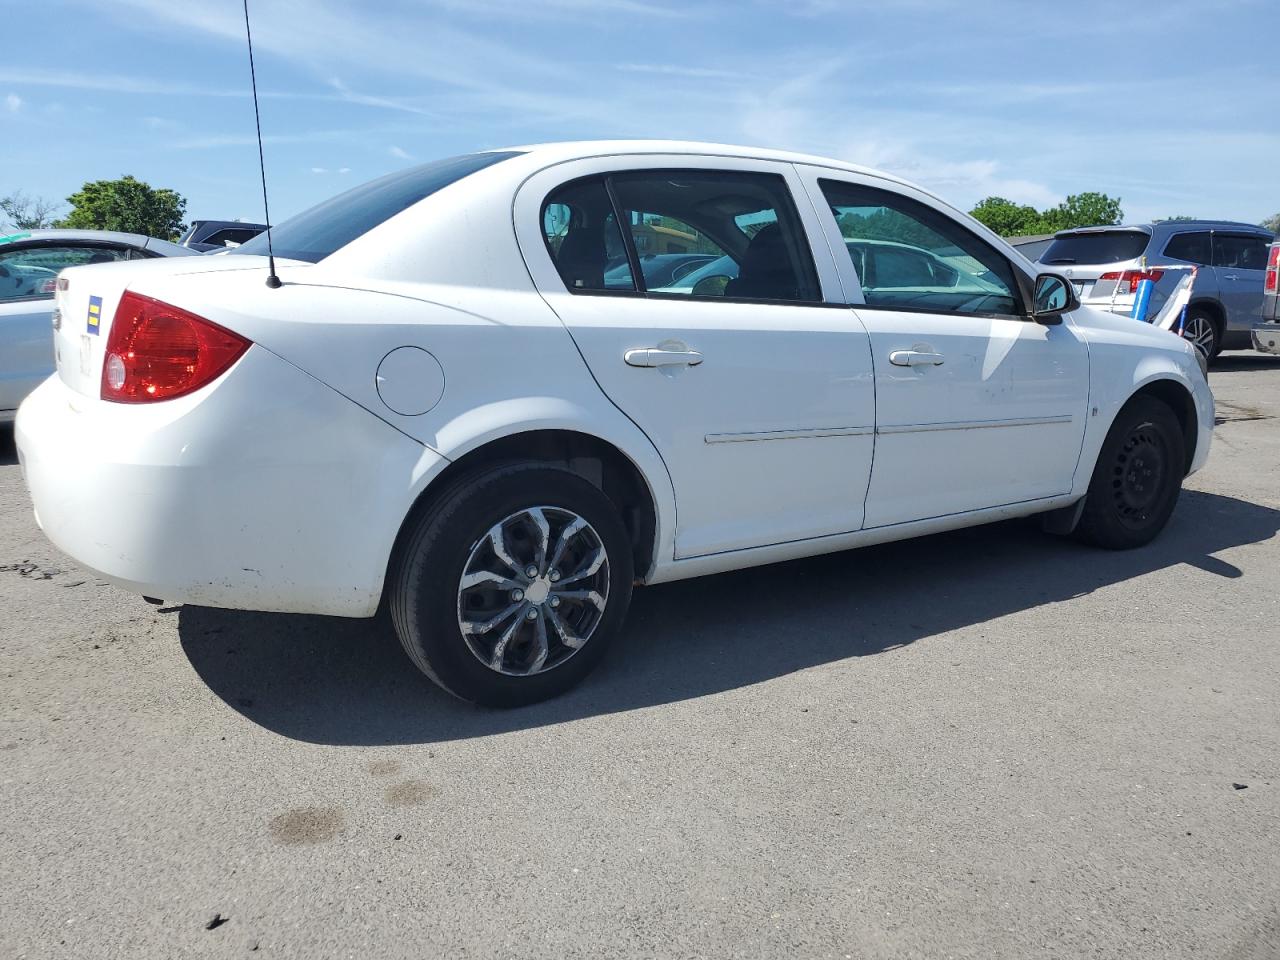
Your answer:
(390, 462), (634, 707)
(1075, 396), (1185, 550)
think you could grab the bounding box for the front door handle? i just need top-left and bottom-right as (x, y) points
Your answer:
(889, 350), (945, 367)
(624, 347), (704, 368)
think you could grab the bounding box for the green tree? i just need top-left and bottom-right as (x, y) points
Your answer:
(0, 191), (61, 230)
(58, 175), (187, 240)
(1261, 212), (1280, 233)
(1157, 215), (1197, 223)
(969, 191), (1123, 237)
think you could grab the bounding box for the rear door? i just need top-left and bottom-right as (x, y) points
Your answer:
(515, 155), (876, 559)
(0, 243), (131, 412)
(1212, 233), (1270, 329)
(798, 168), (1089, 528)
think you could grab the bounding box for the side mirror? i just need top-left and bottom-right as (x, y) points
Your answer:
(1031, 273), (1074, 324)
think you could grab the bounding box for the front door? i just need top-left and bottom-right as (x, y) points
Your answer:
(516, 158), (876, 559)
(800, 170), (1090, 528)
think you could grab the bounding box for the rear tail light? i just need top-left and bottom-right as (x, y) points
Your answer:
(102, 291), (250, 403)
(1266, 246), (1279, 294)
(1098, 269), (1166, 295)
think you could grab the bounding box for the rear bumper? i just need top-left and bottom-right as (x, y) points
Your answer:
(1252, 324), (1280, 355)
(15, 347), (439, 617)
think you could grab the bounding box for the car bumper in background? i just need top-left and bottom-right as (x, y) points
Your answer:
(1252, 324), (1280, 355)
(15, 347), (438, 617)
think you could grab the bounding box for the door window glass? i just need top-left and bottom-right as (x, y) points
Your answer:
(1163, 231), (1212, 265)
(542, 176), (634, 293)
(1213, 234), (1270, 270)
(0, 245), (129, 302)
(608, 170), (820, 302)
(819, 180), (1019, 316)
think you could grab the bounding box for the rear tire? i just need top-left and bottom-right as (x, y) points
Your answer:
(1075, 396), (1185, 550)
(1180, 307), (1220, 360)
(390, 462), (633, 707)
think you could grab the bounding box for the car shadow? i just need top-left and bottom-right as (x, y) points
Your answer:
(178, 490), (1279, 746)
(1213, 352), (1280, 372)
(0, 427), (16, 467)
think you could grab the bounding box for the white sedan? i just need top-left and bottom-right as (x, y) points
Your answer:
(15, 141), (1213, 706)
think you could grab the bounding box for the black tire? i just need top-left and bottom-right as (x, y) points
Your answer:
(389, 462), (633, 707)
(1180, 306), (1220, 360)
(1075, 395), (1185, 550)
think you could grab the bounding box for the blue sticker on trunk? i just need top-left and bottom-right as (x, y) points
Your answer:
(87, 295), (102, 335)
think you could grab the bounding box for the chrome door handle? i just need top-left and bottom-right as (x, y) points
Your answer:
(1224, 274), (1240, 281)
(624, 347), (704, 368)
(889, 350), (944, 367)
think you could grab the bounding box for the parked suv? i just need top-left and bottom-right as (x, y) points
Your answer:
(1038, 220), (1275, 359)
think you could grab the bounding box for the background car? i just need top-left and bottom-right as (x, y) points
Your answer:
(0, 229), (198, 422)
(601, 252), (718, 290)
(1037, 220), (1276, 358)
(179, 219), (268, 252)
(1007, 234), (1055, 261)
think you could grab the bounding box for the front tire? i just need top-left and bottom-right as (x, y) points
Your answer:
(1075, 396), (1185, 550)
(390, 462), (634, 707)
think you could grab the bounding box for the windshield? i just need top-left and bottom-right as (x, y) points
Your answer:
(236, 151), (522, 263)
(1041, 231), (1149, 265)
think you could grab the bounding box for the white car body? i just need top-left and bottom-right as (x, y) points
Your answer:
(16, 141), (1212, 625)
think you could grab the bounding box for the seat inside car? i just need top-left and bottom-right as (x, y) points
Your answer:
(554, 215), (607, 290)
(722, 222), (797, 301)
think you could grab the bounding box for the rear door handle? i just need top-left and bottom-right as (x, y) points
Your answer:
(889, 350), (944, 367)
(624, 347), (704, 368)
(1223, 274), (1241, 281)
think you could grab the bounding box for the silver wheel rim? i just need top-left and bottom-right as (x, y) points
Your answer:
(457, 506), (610, 677)
(1182, 314), (1214, 357)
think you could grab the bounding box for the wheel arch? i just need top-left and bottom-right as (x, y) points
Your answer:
(387, 428), (668, 595)
(1188, 297), (1225, 333)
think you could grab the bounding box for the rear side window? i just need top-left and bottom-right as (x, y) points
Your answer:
(1163, 232), (1212, 265)
(203, 228), (262, 247)
(609, 170), (820, 302)
(0, 245), (129, 301)
(819, 179), (1020, 317)
(1041, 231), (1149, 265)
(237, 151), (522, 263)
(542, 177), (634, 293)
(1213, 234), (1270, 270)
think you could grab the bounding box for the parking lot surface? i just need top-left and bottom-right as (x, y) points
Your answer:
(2, 354), (1278, 960)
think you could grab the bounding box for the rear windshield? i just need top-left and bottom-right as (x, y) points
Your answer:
(1040, 231), (1149, 265)
(237, 151), (522, 263)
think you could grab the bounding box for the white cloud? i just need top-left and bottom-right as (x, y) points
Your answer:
(5, 93), (22, 112)
(338, 167), (351, 174)
(388, 145), (412, 160)
(310, 167), (327, 174)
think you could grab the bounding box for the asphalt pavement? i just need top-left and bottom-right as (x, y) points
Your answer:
(2, 354), (1278, 959)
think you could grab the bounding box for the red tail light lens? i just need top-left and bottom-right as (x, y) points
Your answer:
(1266, 246), (1279, 294)
(1098, 269), (1166, 295)
(102, 291), (250, 403)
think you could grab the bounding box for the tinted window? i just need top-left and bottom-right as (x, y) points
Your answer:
(237, 151), (521, 263)
(1041, 231), (1149, 265)
(609, 170), (820, 302)
(1214, 234), (1270, 270)
(203, 228), (262, 247)
(820, 179), (1019, 316)
(1163, 231), (1212, 265)
(0, 245), (129, 301)
(542, 177), (635, 293)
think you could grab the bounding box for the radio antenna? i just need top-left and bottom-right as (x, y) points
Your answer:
(242, 0), (281, 288)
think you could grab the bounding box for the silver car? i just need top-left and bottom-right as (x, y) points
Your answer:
(0, 229), (198, 422)
(1038, 220), (1275, 359)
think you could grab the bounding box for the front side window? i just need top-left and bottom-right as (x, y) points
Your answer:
(819, 180), (1020, 316)
(1163, 231), (1212, 265)
(609, 170), (820, 302)
(1213, 234), (1270, 270)
(0, 245), (129, 302)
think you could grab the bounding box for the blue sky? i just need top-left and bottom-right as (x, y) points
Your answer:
(2, 0), (1276, 228)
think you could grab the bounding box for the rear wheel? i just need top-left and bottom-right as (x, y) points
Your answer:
(1075, 396), (1185, 550)
(390, 462), (634, 707)
(1180, 307), (1220, 360)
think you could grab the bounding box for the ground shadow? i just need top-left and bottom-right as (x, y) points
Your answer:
(179, 490), (1279, 745)
(1213, 352), (1280, 372)
(0, 427), (16, 467)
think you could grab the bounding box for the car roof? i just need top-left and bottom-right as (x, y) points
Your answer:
(1054, 220), (1272, 238)
(500, 139), (921, 191)
(0, 228), (198, 257)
